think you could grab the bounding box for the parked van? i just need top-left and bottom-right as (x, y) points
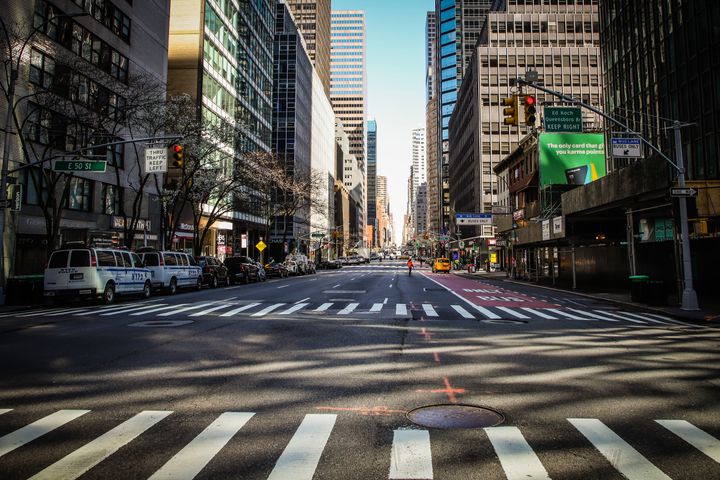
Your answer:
(44, 246), (152, 304)
(138, 249), (203, 294)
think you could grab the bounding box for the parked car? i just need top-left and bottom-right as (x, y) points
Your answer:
(284, 260), (299, 276)
(137, 249), (203, 294)
(44, 246), (152, 304)
(286, 253), (309, 274)
(265, 261), (289, 278)
(223, 256), (260, 284)
(254, 261), (267, 282)
(317, 259), (341, 269)
(196, 256), (229, 288)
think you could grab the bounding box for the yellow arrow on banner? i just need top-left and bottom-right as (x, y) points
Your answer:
(256, 241), (267, 252)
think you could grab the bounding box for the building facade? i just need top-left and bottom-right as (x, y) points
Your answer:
(6, 0), (170, 275)
(433, 0), (494, 232)
(425, 11), (436, 103)
(283, 0), (331, 96)
(449, 0), (603, 239)
(310, 69), (336, 241)
(366, 119), (377, 245)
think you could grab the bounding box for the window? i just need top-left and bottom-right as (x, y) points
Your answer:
(102, 184), (122, 215)
(70, 250), (91, 267)
(29, 49), (55, 89)
(48, 251), (69, 268)
(121, 252), (132, 268)
(97, 250), (116, 266)
(143, 253), (159, 266)
(67, 177), (92, 211)
(131, 253), (142, 267)
(163, 253), (178, 266)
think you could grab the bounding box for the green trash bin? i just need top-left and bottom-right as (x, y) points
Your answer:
(629, 275), (649, 303)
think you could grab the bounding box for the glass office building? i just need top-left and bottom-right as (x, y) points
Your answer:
(366, 119), (377, 244)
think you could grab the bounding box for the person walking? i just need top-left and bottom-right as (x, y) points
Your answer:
(407, 258), (414, 276)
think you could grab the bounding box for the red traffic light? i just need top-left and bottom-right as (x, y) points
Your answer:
(525, 95), (536, 105)
(173, 145), (183, 153)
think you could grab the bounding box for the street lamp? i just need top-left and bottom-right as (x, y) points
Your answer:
(0, 12), (90, 303)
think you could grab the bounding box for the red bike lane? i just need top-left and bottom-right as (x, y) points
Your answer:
(422, 272), (560, 309)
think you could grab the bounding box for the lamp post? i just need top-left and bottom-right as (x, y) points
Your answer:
(0, 12), (89, 303)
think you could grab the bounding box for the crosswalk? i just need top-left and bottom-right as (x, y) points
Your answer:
(1, 408), (718, 479)
(0, 300), (702, 328)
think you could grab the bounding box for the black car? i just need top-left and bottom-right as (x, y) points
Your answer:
(265, 261), (289, 278)
(318, 259), (342, 269)
(196, 256), (229, 288)
(223, 256), (260, 284)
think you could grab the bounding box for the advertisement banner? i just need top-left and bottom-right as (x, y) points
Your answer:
(539, 133), (606, 187)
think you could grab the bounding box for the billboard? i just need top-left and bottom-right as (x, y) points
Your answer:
(538, 133), (606, 187)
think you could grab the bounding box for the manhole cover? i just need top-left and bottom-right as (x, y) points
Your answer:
(406, 404), (504, 429)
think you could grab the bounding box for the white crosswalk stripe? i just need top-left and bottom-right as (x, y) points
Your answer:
(149, 412), (255, 480)
(0, 409), (11, 415)
(97, 303), (169, 316)
(338, 303), (359, 315)
(395, 304), (408, 316)
(568, 418), (672, 480)
(29, 410), (173, 480)
(656, 420), (720, 463)
(593, 310), (648, 324)
(43, 307), (91, 316)
(190, 304), (234, 317)
(422, 304), (438, 317)
(485, 426), (551, 480)
(451, 305), (474, 319)
(566, 308), (618, 321)
(16, 306), (87, 317)
(496, 306), (531, 319)
(545, 308), (595, 321)
(389, 429), (433, 479)
(616, 311), (678, 325)
(643, 313), (700, 328)
(520, 307), (557, 319)
(81, 303), (163, 316)
(473, 305), (501, 319)
(266, 414), (336, 480)
(314, 303), (333, 312)
(219, 303), (261, 317)
(157, 303), (217, 317)
(0, 410), (90, 458)
(251, 303), (286, 317)
(130, 304), (189, 316)
(370, 303), (383, 312)
(279, 303), (309, 315)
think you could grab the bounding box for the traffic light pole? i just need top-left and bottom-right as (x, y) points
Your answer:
(513, 76), (698, 310)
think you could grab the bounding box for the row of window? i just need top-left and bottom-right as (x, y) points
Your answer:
(71, 0), (132, 43)
(491, 20), (598, 34)
(34, 0), (129, 83)
(480, 53), (599, 68)
(25, 172), (122, 214)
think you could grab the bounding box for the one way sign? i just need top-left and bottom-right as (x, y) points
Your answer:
(670, 187), (698, 197)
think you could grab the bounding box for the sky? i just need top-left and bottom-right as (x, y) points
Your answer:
(333, 0), (432, 246)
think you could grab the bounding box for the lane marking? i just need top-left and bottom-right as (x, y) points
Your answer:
(592, 310), (647, 324)
(266, 414), (336, 480)
(395, 304), (408, 316)
(332, 284), (341, 288)
(389, 284), (393, 288)
(485, 426), (551, 480)
(565, 308), (618, 321)
(44, 308), (91, 316)
(617, 311), (691, 326)
(338, 303), (359, 315)
(280, 303), (309, 315)
(520, 308), (557, 320)
(643, 313), (701, 328)
(315, 303), (333, 312)
(130, 304), (189, 316)
(251, 303), (286, 317)
(451, 305), (475, 319)
(0, 410), (90, 458)
(219, 303), (261, 317)
(157, 303), (217, 317)
(545, 308), (595, 321)
(496, 307), (531, 319)
(148, 412), (254, 480)
(29, 411), (172, 480)
(277, 285), (290, 289)
(656, 420), (720, 463)
(16, 306), (87, 318)
(422, 304), (438, 317)
(473, 306), (501, 320)
(383, 297), (388, 304)
(295, 297), (311, 304)
(96, 303), (171, 317)
(0, 409), (11, 415)
(389, 429), (433, 479)
(370, 303), (383, 312)
(190, 304), (234, 317)
(568, 418), (672, 480)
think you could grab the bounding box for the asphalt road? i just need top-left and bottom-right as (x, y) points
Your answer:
(0, 261), (719, 479)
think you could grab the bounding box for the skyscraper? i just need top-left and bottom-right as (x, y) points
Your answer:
(425, 11), (440, 237)
(283, 0), (332, 96)
(425, 11), (436, 103)
(331, 10), (367, 244)
(412, 128), (427, 237)
(433, 0), (494, 231)
(366, 120), (378, 246)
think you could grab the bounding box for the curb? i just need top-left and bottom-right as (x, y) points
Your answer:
(453, 271), (712, 323)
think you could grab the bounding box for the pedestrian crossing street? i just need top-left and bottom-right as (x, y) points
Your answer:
(1, 408), (718, 479)
(0, 299), (703, 328)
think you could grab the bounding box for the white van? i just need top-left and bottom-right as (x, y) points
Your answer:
(138, 250), (203, 294)
(44, 247), (152, 304)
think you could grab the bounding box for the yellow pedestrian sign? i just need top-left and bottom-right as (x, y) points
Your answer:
(256, 241), (267, 252)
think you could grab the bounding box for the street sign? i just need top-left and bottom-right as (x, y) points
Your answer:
(8, 184), (22, 211)
(611, 138), (643, 158)
(438, 235), (450, 241)
(455, 213), (492, 226)
(311, 233), (325, 238)
(144, 147), (168, 173)
(54, 160), (107, 172)
(255, 240), (267, 252)
(544, 107), (582, 133)
(670, 187), (698, 197)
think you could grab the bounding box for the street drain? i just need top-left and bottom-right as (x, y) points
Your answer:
(406, 404), (504, 429)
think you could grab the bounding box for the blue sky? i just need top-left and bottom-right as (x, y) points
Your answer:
(333, 0), (433, 245)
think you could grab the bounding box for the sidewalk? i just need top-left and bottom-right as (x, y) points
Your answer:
(452, 269), (719, 323)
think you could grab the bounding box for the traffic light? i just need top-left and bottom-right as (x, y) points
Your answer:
(170, 144), (184, 169)
(524, 95), (537, 127)
(502, 95), (518, 126)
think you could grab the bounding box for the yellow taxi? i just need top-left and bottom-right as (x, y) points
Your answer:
(432, 257), (452, 273)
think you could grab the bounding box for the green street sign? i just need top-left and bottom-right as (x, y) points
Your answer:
(544, 107), (582, 133)
(311, 233), (325, 238)
(54, 160), (107, 172)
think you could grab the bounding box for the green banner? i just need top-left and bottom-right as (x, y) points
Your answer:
(538, 133), (606, 187)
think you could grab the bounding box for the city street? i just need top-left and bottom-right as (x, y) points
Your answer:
(0, 261), (718, 479)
